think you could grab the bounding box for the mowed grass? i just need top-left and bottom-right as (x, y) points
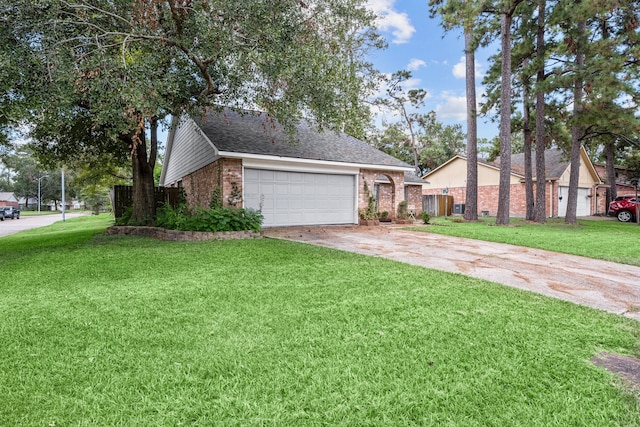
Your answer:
(410, 216), (640, 266)
(1, 216), (639, 425)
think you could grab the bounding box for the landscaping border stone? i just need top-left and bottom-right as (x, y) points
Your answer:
(106, 226), (261, 242)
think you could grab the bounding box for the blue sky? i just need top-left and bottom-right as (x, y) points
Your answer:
(367, 0), (499, 140)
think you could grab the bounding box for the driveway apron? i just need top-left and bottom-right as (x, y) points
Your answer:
(263, 225), (640, 322)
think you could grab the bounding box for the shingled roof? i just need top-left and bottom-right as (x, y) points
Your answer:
(193, 108), (412, 169)
(489, 148), (571, 179)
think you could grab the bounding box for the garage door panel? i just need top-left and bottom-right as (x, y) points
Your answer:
(244, 168), (356, 226)
(558, 186), (591, 217)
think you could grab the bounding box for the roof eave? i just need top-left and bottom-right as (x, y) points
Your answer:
(218, 151), (414, 173)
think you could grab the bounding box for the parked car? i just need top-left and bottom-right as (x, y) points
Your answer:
(608, 197), (639, 222)
(614, 194), (635, 201)
(1, 206), (20, 220)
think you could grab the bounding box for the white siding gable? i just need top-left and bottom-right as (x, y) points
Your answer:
(163, 118), (218, 185)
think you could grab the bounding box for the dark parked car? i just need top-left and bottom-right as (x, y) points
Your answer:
(1, 206), (20, 219)
(608, 197), (639, 222)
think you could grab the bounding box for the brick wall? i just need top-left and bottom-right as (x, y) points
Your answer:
(424, 182), (561, 217)
(405, 185), (423, 215)
(359, 169), (411, 219)
(182, 158), (243, 209)
(182, 162), (421, 222)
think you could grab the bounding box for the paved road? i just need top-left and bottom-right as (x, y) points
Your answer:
(263, 225), (640, 322)
(0, 213), (87, 238)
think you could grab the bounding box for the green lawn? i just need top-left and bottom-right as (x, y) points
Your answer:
(410, 216), (640, 266)
(19, 209), (90, 217)
(1, 215), (639, 425)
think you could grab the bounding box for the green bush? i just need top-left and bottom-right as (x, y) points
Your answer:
(156, 203), (263, 232)
(397, 200), (409, 219)
(421, 211), (431, 224)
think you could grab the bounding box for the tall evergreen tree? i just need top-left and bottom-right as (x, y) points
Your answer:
(534, 0), (548, 223)
(496, 0), (525, 225)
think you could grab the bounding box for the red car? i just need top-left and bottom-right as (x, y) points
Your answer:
(608, 196), (639, 222)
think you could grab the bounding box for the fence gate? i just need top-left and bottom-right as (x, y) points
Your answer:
(422, 195), (453, 217)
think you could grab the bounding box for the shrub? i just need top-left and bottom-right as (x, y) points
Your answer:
(421, 211), (431, 224)
(397, 201), (409, 220)
(115, 207), (133, 226)
(156, 203), (263, 233)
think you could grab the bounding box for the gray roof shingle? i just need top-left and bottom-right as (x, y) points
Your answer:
(193, 108), (412, 169)
(489, 149), (570, 179)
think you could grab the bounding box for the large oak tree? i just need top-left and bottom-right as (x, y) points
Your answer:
(2, 0), (381, 224)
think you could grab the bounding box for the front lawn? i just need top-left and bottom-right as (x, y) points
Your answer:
(1, 216), (639, 425)
(410, 216), (640, 266)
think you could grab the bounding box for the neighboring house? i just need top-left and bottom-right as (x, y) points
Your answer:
(45, 200), (83, 211)
(160, 108), (423, 227)
(0, 192), (19, 208)
(18, 197), (38, 209)
(422, 147), (603, 217)
(593, 163), (638, 207)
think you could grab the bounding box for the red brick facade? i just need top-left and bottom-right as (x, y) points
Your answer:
(179, 158), (243, 209)
(177, 162), (422, 223)
(359, 169), (422, 219)
(424, 182), (605, 217)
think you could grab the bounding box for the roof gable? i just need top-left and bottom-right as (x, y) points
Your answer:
(422, 147), (601, 188)
(491, 147), (600, 183)
(504, 149), (568, 179)
(0, 192), (18, 202)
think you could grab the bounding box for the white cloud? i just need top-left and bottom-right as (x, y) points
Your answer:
(452, 57), (466, 79)
(436, 90), (488, 121)
(452, 56), (485, 79)
(367, 0), (415, 44)
(436, 92), (467, 121)
(403, 77), (426, 91)
(407, 59), (426, 71)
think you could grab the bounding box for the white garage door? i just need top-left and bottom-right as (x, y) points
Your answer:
(558, 186), (591, 217)
(244, 169), (356, 227)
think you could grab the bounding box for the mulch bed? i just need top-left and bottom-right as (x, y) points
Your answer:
(592, 353), (640, 389)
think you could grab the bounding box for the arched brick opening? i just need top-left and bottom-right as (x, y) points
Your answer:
(359, 169), (405, 219)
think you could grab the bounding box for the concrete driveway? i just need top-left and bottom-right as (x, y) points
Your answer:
(0, 212), (87, 238)
(263, 224), (640, 322)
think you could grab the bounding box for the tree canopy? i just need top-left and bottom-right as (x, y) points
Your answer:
(2, 0), (383, 223)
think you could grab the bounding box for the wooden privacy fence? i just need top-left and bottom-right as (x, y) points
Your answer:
(112, 185), (181, 218)
(422, 194), (453, 217)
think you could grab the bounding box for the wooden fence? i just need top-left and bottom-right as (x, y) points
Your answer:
(112, 185), (181, 218)
(422, 194), (454, 217)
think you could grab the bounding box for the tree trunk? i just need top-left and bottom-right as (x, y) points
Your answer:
(128, 118), (157, 225)
(464, 27), (478, 221)
(522, 65), (534, 220)
(604, 140), (617, 211)
(400, 103), (420, 174)
(496, 12), (513, 226)
(534, 0), (547, 223)
(565, 19), (586, 225)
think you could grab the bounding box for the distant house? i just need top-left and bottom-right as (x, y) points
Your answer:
(422, 147), (603, 217)
(160, 108), (424, 227)
(593, 163), (638, 204)
(18, 197), (38, 209)
(0, 192), (19, 209)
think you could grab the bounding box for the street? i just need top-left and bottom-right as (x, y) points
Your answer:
(0, 212), (88, 238)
